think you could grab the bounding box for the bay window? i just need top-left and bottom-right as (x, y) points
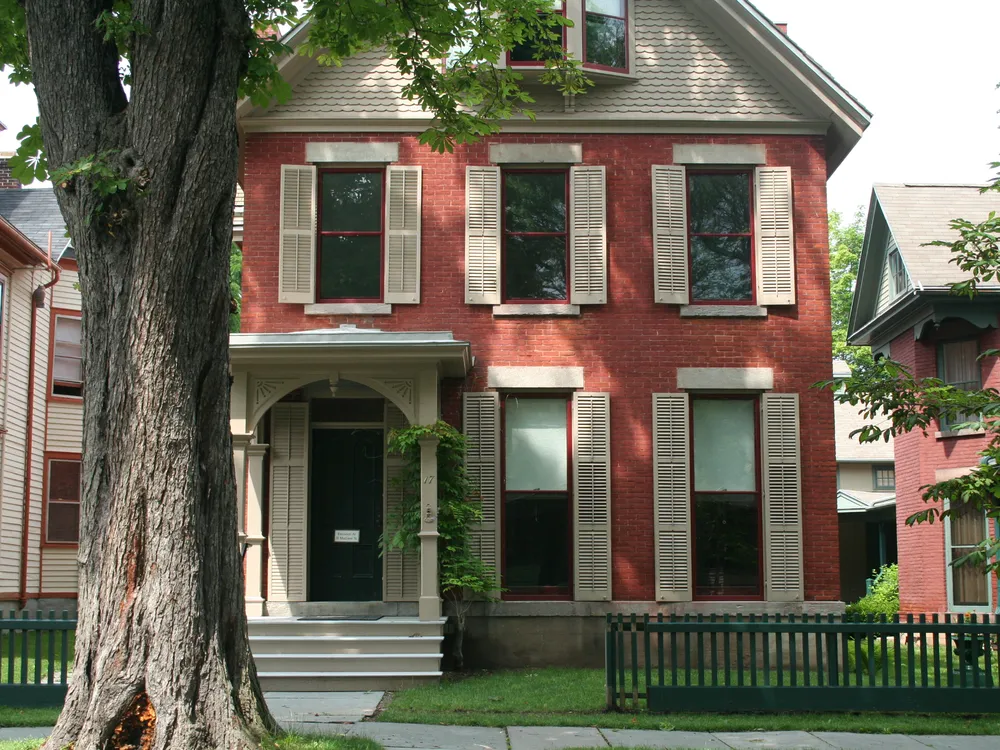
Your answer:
(318, 169), (384, 301)
(503, 170), (569, 302)
(688, 171), (754, 303)
(508, 1), (566, 66)
(585, 0), (627, 71)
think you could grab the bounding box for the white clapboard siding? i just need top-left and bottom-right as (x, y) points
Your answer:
(52, 269), (81, 311)
(46, 401), (83, 454)
(278, 165), (317, 304)
(41, 547), (79, 593)
(569, 166), (608, 304)
(384, 402), (419, 601)
(762, 393), (804, 602)
(755, 167), (796, 305)
(652, 393), (692, 602)
(463, 392), (500, 589)
(385, 165), (422, 304)
(269, 402), (309, 601)
(465, 167), (502, 304)
(652, 165), (689, 304)
(573, 393), (612, 602)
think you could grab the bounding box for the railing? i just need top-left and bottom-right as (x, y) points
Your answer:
(0, 611), (76, 706)
(606, 613), (1000, 713)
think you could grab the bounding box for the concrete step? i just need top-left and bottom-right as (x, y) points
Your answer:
(253, 653), (441, 673)
(250, 635), (444, 655)
(258, 672), (442, 692)
(248, 618), (445, 638)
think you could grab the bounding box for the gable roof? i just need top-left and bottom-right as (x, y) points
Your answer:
(0, 188), (72, 260)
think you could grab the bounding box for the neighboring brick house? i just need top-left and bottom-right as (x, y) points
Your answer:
(848, 184), (1000, 616)
(232, 0), (869, 681)
(0, 183), (83, 611)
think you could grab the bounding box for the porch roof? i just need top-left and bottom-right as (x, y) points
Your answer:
(229, 325), (473, 377)
(837, 489), (896, 515)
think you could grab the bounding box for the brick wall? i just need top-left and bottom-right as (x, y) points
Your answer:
(0, 155), (20, 190)
(241, 132), (839, 602)
(891, 327), (1000, 614)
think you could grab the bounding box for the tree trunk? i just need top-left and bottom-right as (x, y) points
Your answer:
(23, 2), (275, 747)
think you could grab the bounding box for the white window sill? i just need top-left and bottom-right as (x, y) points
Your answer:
(935, 427), (986, 439)
(304, 303), (392, 316)
(679, 305), (767, 318)
(493, 304), (581, 317)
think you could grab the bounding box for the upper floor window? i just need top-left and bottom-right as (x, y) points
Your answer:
(52, 314), (83, 398)
(888, 249), (907, 297)
(318, 169), (384, 302)
(46, 457), (82, 544)
(509, 1), (566, 66)
(585, 0), (627, 71)
(938, 339), (980, 431)
(688, 171), (754, 303)
(503, 170), (569, 302)
(872, 464), (895, 491)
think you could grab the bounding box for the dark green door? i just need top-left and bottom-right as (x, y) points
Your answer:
(310, 429), (384, 601)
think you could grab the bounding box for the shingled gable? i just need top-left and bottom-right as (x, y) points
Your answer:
(237, 0), (870, 174)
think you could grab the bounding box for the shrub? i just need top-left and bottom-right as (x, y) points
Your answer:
(846, 563), (900, 620)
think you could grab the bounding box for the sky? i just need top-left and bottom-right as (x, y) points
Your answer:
(2, 1), (999, 217)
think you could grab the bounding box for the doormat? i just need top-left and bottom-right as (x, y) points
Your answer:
(297, 615), (384, 621)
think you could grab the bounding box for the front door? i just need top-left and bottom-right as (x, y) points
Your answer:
(309, 429), (384, 601)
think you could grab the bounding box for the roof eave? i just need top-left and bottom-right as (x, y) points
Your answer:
(0, 216), (51, 267)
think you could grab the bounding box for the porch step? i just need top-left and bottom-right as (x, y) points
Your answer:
(251, 635), (444, 655)
(253, 653), (441, 673)
(248, 617), (444, 638)
(257, 672), (443, 692)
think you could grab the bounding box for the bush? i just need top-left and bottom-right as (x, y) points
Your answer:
(845, 563), (900, 619)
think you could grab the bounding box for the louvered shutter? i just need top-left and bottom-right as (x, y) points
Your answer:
(755, 167), (796, 305)
(464, 392), (501, 590)
(652, 165), (689, 304)
(762, 393), (804, 601)
(278, 165), (317, 303)
(573, 392), (612, 601)
(465, 167), (502, 304)
(385, 165), (422, 304)
(268, 403), (309, 601)
(384, 402), (419, 601)
(570, 166), (607, 304)
(652, 394), (692, 602)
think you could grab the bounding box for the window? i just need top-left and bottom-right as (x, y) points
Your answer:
(45, 458), (81, 544)
(872, 464), (895, 491)
(945, 501), (991, 611)
(503, 170), (569, 302)
(691, 397), (762, 598)
(502, 395), (571, 598)
(888, 249), (907, 297)
(938, 339), (980, 431)
(585, 0), (627, 71)
(509, 1), (566, 66)
(52, 315), (83, 398)
(688, 171), (754, 303)
(318, 169), (384, 301)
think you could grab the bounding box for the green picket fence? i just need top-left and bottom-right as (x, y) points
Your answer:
(606, 613), (1000, 713)
(0, 611), (76, 706)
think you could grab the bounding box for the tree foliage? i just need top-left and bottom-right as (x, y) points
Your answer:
(829, 207), (870, 366)
(845, 563), (899, 619)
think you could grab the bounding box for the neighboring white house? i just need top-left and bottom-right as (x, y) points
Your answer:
(834, 359), (897, 603)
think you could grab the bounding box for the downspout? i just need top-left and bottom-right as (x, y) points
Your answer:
(18, 232), (60, 609)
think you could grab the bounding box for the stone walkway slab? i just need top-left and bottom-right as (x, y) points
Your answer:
(266, 690), (383, 726)
(713, 731), (836, 749)
(350, 722), (506, 750)
(508, 726), (606, 750)
(908, 738), (1000, 750)
(812, 733), (929, 750)
(0, 727), (51, 740)
(602, 727), (730, 749)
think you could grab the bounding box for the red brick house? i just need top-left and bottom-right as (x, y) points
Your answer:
(232, 0), (869, 683)
(848, 184), (1000, 617)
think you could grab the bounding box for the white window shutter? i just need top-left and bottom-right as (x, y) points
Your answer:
(755, 167), (796, 305)
(762, 393), (804, 602)
(385, 165), (422, 304)
(573, 392), (612, 601)
(652, 393), (692, 602)
(268, 402), (309, 601)
(384, 402), (419, 601)
(570, 166), (607, 305)
(278, 164), (317, 304)
(463, 392), (501, 590)
(652, 165), (689, 304)
(465, 167), (501, 304)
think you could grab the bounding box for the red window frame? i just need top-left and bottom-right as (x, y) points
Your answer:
(500, 392), (573, 601)
(582, 0), (629, 73)
(315, 167), (386, 303)
(687, 169), (756, 305)
(689, 395), (764, 601)
(43, 453), (82, 547)
(506, 2), (567, 68)
(501, 168), (571, 304)
(49, 309), (84, 401)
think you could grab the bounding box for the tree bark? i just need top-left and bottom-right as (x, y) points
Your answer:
(23, 1), (276, 747)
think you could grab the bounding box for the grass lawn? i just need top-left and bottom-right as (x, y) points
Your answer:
(0, 707), (62, 728)
(376, 668), (1000, 734)
(0, 735), (383, 750)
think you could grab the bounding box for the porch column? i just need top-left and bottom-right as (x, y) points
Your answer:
(418, 436), (441, 621)
(244, 442), (269, 617)
(233, 433), (250, 537)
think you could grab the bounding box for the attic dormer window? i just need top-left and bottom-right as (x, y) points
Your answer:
(888, 249), (907, 297)
(584, 0), (627, 71)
